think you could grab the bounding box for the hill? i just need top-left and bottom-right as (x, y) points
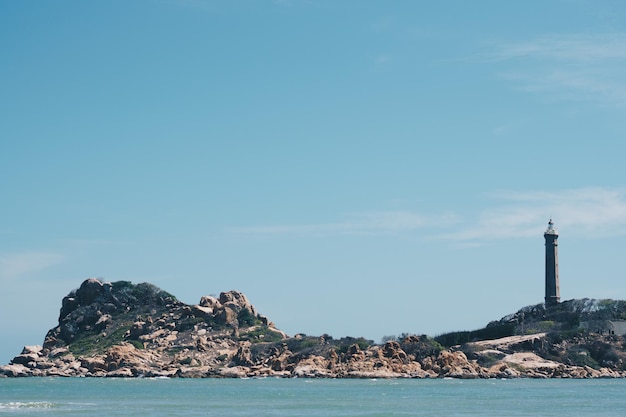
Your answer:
(2, 279), (626, 378)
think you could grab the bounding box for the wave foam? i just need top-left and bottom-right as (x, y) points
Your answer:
(0, 401), (56, 409)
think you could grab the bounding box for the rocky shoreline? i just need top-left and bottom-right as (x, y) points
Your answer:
(2, 279), (626, 379)
(4, 336), (625, 379)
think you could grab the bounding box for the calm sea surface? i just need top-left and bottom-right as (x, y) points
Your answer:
(1, 377), (625, 416)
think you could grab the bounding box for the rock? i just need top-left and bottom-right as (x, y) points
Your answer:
(220, 291), (254, 312)
(382, 341), (409, 364)
(81, 357), (107, 373)
(216, 303), (239, 325)
(199, 296), (221, 310)
(488, 363), (520, 378)
(220, 366), (249, 378)
(436, 351), (482, 379)
(21, 345), (43, 355)
(176, 366), (210, 378)
(270, 349), (292, 371)
(1, 364), (31, 377)
(129, 321), (150, 339)
(59, 296), (80, 321)
(48, 347), (69, 358)
(233, 344), (253, 366)
(10, 353), (40, 366)
(191, 305), (213, 317)
(104, 343), (155, 372)
(293, 359), (334, 378)
(76, 278), (104, 305)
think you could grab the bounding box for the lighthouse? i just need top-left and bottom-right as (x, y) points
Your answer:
(544, 219), (560, 306)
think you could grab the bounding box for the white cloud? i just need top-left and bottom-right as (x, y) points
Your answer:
(230, 210), (458, 237)
(446, 187), (626, 242)
(231, 188), (626, 243)
(0, 251), (65, 281)
(492, 34), (626, 62)
(485, 33), (626, 106)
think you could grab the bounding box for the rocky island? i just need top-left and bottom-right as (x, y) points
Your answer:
(2, 278), (626, 378)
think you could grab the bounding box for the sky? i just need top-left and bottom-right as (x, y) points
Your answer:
(2, 0), (626, 364)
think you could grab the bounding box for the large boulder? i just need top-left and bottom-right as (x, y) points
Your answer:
(0, 364), (30, 377)
(59, 278), (106, 321)
(216, 304), (239, 325)
(233, 344), (253, 366)
(199, 295), (221, 310)
(381, 341), (409, 364)
(76, 278), (105, 304)
(436, 350), (483, 379)
(103, 343), (160, 376)
(220, 291), (256, 316)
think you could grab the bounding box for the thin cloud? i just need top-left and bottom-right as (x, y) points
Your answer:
(230, 210), (458, 237)
(500, 69), (626, 105)
(446, 187), (626, 242)
(231, 188), (626, 242)
(484, 33), (626, 106)
(0, 251), (65, 281)
(490, 34), (626, 62)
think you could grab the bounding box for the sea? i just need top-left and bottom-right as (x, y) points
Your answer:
(1, 377), (625, 416)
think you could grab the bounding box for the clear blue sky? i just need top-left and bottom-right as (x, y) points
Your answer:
(2, 0), (626, 364)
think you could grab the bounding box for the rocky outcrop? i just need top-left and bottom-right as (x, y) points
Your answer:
(3, 279), (626, 379)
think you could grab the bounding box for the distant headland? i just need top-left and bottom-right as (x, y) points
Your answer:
(2, 277), (626, 378)
(4, 220), (626, 378)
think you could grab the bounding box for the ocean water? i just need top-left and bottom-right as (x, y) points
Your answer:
(1, 377), (625, 416)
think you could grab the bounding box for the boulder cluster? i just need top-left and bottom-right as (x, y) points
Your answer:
(2, 279), (626, 379)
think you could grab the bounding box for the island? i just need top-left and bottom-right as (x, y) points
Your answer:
(2, 278), (626, 378)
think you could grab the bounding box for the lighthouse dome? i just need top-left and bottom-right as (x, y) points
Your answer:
(545, 219), (558, 236)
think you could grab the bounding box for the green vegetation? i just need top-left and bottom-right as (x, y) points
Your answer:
(478, 352), (501, 368)
(334, 337), (373, 354)
(111, 280), (177, 306)
(69, 322), (135, 356)
(535, 330), (626, 370)
(239, 326), (285, 343)
(285, 336), (322, 352)
(568, 351), (600, 369)
(550, 328), (585, 341)
(128, 340), (144, 350)
(398, 334), (444, 360)
(522, 320), (558, 334)
(435, 323), (515, 348)
(237, 309), (261, 327)
(111, 280), (134, 290)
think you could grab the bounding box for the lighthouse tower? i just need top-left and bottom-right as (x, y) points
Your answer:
(544, 219), (560, 306)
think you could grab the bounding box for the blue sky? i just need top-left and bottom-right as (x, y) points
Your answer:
(2, 0), (626, 364)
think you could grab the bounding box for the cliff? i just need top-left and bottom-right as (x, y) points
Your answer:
(2, 279), (626, 378)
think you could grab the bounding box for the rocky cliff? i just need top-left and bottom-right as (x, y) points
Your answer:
(2, 279), (626, 378)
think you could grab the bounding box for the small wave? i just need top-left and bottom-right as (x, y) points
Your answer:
(0, 401), (57, 410)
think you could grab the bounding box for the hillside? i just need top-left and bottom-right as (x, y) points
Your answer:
(2, 279), (626, 378)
